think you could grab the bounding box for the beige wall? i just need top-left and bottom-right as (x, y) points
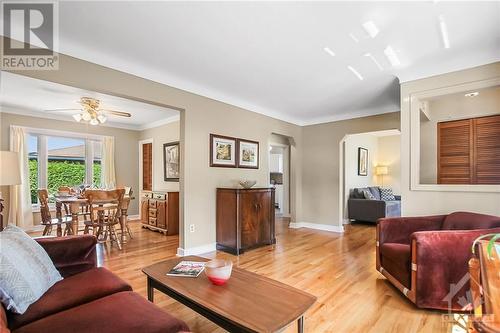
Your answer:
(377, 135), (401, 194)
(301, 112), (400, 228)
(5, 46), (302, 251)
(401, 62), (500, 216)
(420, 86), (500, 183)
(139, 120), (180, 192)
(0, 112), (140, 223)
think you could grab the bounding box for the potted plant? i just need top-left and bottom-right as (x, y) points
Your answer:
(469, 233), (500, 332)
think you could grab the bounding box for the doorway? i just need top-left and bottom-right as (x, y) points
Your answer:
(339, 129), (401, 225)
(269, 135), (290, 217)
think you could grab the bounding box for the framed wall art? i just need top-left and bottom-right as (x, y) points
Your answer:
(163, 141), (180, 181)
(358, 147), (368, 176)
(238, 139), (259, 169)
(210, 134), (237, 167)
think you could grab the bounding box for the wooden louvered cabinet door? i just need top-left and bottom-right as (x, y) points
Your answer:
(473, 115), (500, 184)
(437, 119), (473, 184)
(437, 115), (500, 185)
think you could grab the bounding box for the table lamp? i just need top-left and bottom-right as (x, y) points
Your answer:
(0, 151), (21, 231)
(376, 165), (388, 186)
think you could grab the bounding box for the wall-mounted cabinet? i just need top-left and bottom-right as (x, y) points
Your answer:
(141, 191), (179, 235)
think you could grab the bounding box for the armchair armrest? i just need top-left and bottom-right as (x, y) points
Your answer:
(411, 227), (500, 309)
(36, 235), (97, 278)
(378, 215), (446, 245)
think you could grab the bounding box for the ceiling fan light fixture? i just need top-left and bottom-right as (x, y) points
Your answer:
(82, 112), (91, 121)
(73, 114), (82, 122)
(97, 114), (107, 123)
(89, 118), (99, 126)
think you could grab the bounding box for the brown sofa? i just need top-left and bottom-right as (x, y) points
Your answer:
(0, 235), (189, 333)
(376, 211), (500, 311)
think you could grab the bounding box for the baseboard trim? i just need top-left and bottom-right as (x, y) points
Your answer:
(177, 243), (217, 257)
(127, 214), (140, 221)
(289, 222), (344, 233)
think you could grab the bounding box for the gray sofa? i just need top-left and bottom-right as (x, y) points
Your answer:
(348, 186), (401, 223)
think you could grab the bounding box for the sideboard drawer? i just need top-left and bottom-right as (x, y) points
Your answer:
(148, 217), (157, 226)
(149, 209), (157, 218)
(153, 193), (166, 200)
(149, 200), (157, 208)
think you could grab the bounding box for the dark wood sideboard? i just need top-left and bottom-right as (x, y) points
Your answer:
(141, 191), (179, 235)
(216, 187), (275, 255)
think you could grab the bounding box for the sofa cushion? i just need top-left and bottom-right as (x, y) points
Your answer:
(0, 225), (62, 314)
(14, 291), (190, 333)
(0, 306), (9, 333)
(380, 243), (411, 288)
(441, 211), (500, 230)
(8, 267), (131, 331)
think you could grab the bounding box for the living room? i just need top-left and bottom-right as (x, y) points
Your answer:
(1, 2), (499, 333)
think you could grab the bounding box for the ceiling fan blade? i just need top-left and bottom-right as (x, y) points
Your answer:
(100, 109), (132, 117)
(45, 108), (81, 112)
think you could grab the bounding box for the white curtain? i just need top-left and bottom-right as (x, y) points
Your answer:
(101, 136), (116, 189)
(8, 126), (33, 228)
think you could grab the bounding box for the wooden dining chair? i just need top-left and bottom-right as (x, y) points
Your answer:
(58, 186), (91, 223)
(117, 186), (134, 240)
(38, 189), (72, 236)
(83, 189), (125, 249)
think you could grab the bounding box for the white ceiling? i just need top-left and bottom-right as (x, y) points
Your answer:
(0, 72), (180, 130)
(7, 2), (500, 126)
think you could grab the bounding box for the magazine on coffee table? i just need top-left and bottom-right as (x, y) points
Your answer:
(167, 261), (205, 277)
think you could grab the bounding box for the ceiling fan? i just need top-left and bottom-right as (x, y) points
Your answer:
(45, 97), (132, 125)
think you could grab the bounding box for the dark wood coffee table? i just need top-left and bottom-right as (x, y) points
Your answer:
(142, 256), (316, 333)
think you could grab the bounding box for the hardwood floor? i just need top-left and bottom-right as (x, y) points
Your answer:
(94, 219), (462, 332)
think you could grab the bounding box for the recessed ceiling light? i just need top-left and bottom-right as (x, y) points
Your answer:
(438, 15), (450, 49)
(384, 46), (401, 67)
(362, 21), (379, 38)
(347, 66), (364, 81)
(364, 53), (383, 71)
(349, 33), (359, 43)
(464, 92), (479, 97)
(323, 47), (336, 57)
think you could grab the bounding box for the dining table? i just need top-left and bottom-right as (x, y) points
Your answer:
(54, 194), (134, 244)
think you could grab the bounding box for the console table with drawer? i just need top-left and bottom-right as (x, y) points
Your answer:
(141, 191), (179, 235)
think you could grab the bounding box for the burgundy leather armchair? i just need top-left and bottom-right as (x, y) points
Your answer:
(376, 211), (500, 311)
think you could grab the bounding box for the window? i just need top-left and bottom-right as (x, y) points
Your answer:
(28, 135), (38, 204)
(28, 131), (103, 205)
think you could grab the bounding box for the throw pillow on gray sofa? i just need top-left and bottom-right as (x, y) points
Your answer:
(380, 188), (396, 201)
(363, 190), (376, 200)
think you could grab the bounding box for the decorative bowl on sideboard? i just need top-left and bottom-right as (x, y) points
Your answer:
(239, 180), (257, 189)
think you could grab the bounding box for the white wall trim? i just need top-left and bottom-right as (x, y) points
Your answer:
(176, 243), (217, 257)
(289, 222), (344, 233)
(409, 77), (500, 193)
(127, 214), (140, 221)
